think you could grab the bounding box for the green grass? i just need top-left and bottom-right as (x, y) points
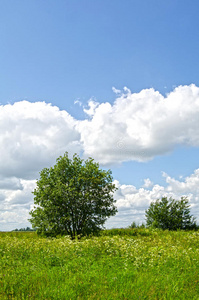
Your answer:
(1, 229), (199, 299)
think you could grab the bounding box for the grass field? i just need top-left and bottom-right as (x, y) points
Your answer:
(1, 229), (199, 299)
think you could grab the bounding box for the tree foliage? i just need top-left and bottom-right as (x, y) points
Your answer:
(145, 197), (197, 230)
(29, 152), (117, 238)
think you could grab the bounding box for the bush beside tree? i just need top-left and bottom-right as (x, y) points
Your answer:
(145, 197), (197, 230)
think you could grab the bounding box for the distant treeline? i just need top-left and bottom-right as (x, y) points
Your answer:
(12, 227), (37, 232)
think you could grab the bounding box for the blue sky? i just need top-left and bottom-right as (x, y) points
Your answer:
(1, 0), (199, 230)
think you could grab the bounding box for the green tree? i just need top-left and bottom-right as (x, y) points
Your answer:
(29, 152), (117, 238)
(145, 197), (197, 230)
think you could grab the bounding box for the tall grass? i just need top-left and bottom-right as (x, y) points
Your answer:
(1, 229), (199, 299)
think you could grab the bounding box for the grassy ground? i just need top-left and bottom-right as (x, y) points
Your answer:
(1, 229), (199, 299)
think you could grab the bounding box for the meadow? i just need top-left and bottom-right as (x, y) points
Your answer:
(1, 229), (199, 299)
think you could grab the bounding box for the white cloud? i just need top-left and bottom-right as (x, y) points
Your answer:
(83, 99), (99, 117)
(0, 179), (36, 231)
(162, 170), (199, 198)
(142, 178), (153, 188)
(77, 84), (199, 164)
(74, 99), (82, 106)
(0, 176), (23, 190)
(2, 84), (199, 179)
(112, 87), (121, 94)
(0, 100), (81, 179)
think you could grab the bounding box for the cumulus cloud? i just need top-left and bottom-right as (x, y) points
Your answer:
(0, 179), (36, 231)
(106, 169), (199, 228)
(77, 84), (199, 164)
(0, 100), (81, 179)
(142, 178), (153, 188)
(2, 84), (199, 178)
(0, 176), (23, 190)
(83, 99), (99, 117)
